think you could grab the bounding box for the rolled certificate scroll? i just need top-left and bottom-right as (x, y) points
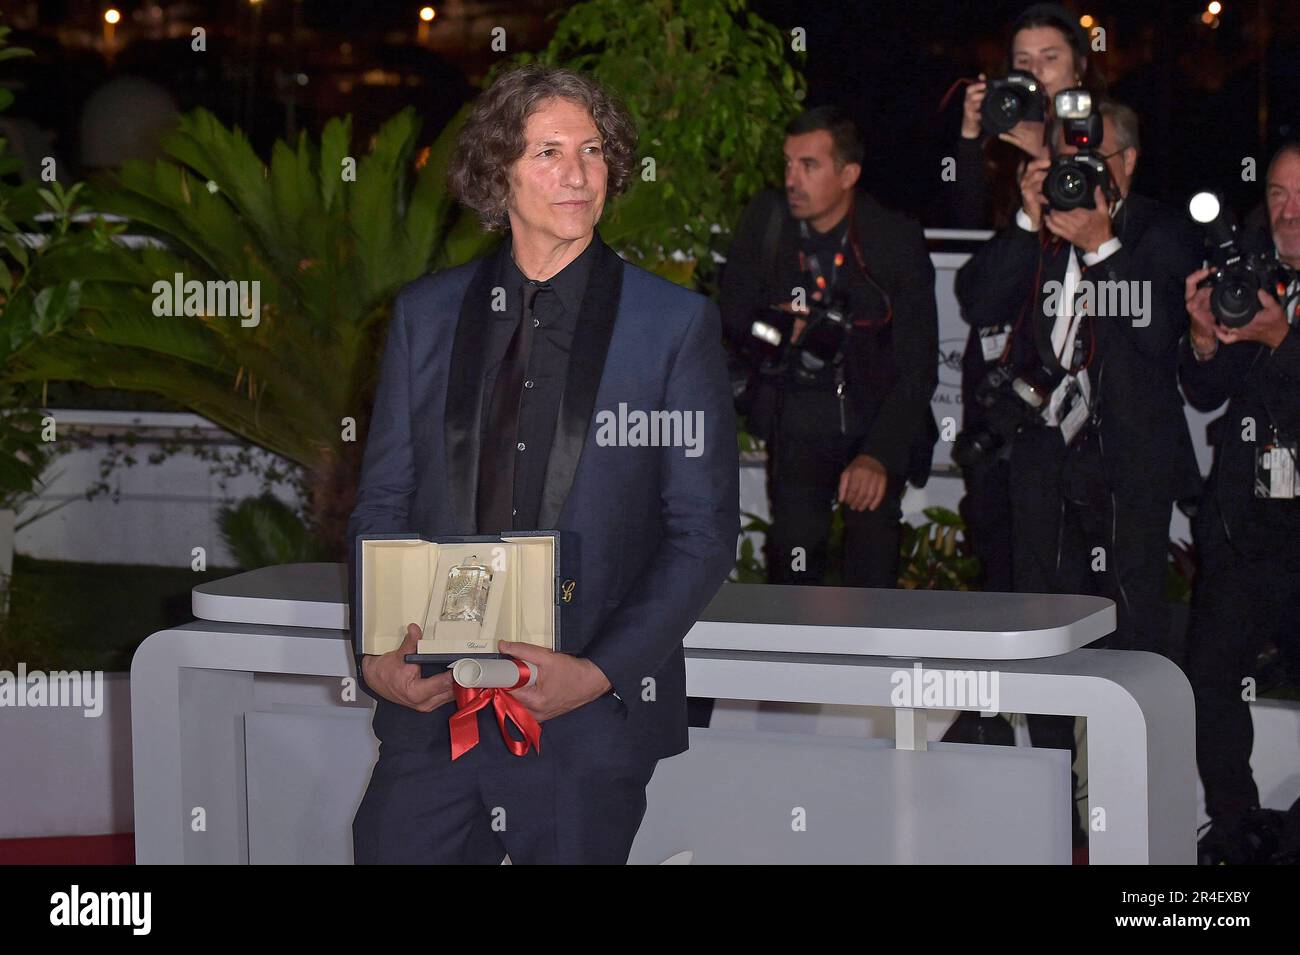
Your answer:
(450, 657), (538, 689)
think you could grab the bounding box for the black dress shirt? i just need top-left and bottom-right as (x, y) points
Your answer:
(478, 232), (598, 530)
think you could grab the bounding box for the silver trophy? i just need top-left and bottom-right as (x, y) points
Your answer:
(439, 554), (493, 622)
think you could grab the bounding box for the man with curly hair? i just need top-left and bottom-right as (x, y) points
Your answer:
(347, 64), (739, 864)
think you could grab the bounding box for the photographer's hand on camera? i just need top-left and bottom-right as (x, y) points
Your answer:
(1018, 157), (1051, 231)
(773, 299), (811, 343)
(1184, 266), (1220, 360)
(960, 74), (987, 140)
(1216, 290), (1291, 350)
(1184, 268), (1292, 354)
(999, 120), (1050, 161)
(1044, 185), (1114, 254)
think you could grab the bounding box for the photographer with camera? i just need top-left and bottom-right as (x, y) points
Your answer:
(721, 106), (938, 588)
(955, 96), (1202, 847)
(947, 4), (1105, 600)
(1180, 143), (1300, 865)
(948, 2), (1104, 231)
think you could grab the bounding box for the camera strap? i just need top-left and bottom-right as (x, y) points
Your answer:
(795, 193), (894, 329)
(798, 217), (850, 304)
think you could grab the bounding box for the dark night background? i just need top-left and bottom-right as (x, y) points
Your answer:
(2, 0), (1297, 226)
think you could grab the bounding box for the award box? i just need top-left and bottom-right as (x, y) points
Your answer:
(355, 531), (561, 664)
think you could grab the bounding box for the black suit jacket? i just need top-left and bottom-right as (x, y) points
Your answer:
(719, 187), (940, 484)
(955, 191), (1203, 503)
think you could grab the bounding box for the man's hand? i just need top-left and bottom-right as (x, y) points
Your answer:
(998, 119), (1049, 160)
(961, 74), (986, 140)
(1043, 187), (1114, 254)
(361, 623), (455, 713)
(774, 299), (811, 343)
(497, 641), (612, 722)
(1184, 266), (1219, 358)
(1018, 158), (1052, 232)
(1213, 288), (1292, 350)
(839, 453), (889, 512)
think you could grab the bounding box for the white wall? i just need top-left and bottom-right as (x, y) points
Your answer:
(14, 410), (297, 568)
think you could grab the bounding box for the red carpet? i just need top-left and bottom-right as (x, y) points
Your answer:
(0, 834), (135, 865)
(0, 834), (1084, 865)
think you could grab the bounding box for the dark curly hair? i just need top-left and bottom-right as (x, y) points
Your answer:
(446, 65), (639, 233)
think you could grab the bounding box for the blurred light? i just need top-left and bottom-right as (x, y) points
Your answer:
(1208, 1), (1222, 14)
(362, 69), (402, 87)
(1079, 14), (1094, 29)
(419, 6), (436, 21)
(104, 8), (121, 24)
(249, 0), (264, 6)
(1189, 191), (1221, 224)
(1201, 10), (1215, 24)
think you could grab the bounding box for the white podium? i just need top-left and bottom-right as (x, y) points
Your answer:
(130, 565), (1195, 864)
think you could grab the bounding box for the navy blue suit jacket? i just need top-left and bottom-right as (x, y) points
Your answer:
(347, 232), (739, 761)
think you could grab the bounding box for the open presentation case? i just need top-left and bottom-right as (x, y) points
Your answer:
(355, 531), (561, 664)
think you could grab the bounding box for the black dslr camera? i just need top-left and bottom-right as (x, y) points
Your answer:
(952, 362), (1059, 470)
(1188, 191), (1298, 329)
(750, 293), (851, 381)
(980, 70), (1047, 134)
(1043, 89), (1114, 211)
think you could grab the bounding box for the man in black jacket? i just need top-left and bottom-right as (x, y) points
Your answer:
(1181, 143), (1300, 864)
(720, 106), (939, 588)
(955, 99), (1201, 845)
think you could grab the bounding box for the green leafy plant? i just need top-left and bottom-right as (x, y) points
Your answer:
(14, 106), (492, 557)
(730, 509), (770, 583)
(898, 506), (981, 591)
(218, 492), (327, 569)
(0, 22), (84, 528)
(730, 503), (982, 591)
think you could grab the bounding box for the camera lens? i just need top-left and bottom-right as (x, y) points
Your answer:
(1058, 169), (1085, 200)
(982, 88), (1024, 134)
(1213, 275), (1259, 328)
(1045, 163), (1090, 210)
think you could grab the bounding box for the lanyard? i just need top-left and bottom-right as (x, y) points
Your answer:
(797, 218), (849, 304)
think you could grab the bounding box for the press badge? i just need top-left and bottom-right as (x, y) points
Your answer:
(980, 324), (1011, 362)
(1058, 378), (1089, 446)
(1255, 437), (1299, 500)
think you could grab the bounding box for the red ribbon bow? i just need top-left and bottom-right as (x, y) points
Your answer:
(448, 659), (542, 761)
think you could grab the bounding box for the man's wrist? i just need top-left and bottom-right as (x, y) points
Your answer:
(1081, 234), (1120, 263)
(1189, 330), (1218, 361)
(585, 658), (613, 695)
